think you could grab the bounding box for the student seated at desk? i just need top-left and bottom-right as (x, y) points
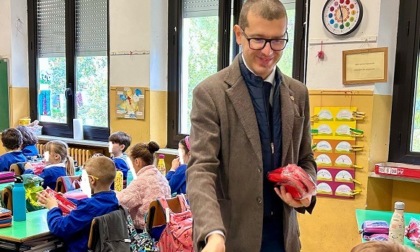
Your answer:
(0, 128), (26, 172)
(166, 135), (190, 195)
(16, 126), (39, 159)
(25, 140), (74, 190)
(108, 131), (131, 179)
(37, 156), (119, 252)
(117, 141), (170, 232)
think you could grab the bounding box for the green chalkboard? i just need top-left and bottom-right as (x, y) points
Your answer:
(0, 60), (9, 131)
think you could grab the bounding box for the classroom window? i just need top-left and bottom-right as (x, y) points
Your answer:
(28, 0), (109, 141)
(167, 0), (308, 148)
(389, 0), (420, 164)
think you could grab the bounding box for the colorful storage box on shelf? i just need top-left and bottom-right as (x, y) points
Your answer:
(375, 162), (420, 179)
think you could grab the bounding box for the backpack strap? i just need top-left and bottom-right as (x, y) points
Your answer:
(157, 197), (171, 223)
(176, 194), (189, 212)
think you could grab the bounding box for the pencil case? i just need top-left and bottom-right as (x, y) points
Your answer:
(360, 220), (389, 241)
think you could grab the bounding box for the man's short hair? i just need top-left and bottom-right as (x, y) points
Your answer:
(238, 0), (287, 29)
(108, 131), (131, 152)
(1, 128), (23, 150)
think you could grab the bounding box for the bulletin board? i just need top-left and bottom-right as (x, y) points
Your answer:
(115, 87), (145, 120)
(0, 60), (9, 131)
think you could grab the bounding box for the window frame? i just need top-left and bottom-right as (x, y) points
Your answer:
(389, 0), (420, 164)
(27, 0), (110, 142)
(167, 0), (309, 148)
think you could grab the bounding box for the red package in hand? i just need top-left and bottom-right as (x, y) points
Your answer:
(45, 188), (77, 215)
(267, 164), (316, 200)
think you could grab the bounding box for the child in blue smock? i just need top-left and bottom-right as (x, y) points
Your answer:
(108, 131), (131, 179)
(16, 126), (39, 159)
(25, 140), (74, 190)
(38, 156), (119, 252)
(0, 128), (26, 171)
(166, 136), (191, 195)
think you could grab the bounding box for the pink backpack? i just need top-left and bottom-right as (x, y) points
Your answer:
(156, 195), (193, 252)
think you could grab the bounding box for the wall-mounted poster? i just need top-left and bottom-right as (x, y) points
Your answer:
(115, 87), (145, 120)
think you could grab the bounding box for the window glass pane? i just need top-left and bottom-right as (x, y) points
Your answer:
(37, 57), (67, 123)
(277, 8), (295, 76)
(411, 58), (420, 152)
(75, 56), (108, 127)
(180, 16), (219, 134)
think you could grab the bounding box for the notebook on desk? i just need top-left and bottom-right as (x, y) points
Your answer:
(0, 207), (12, 228)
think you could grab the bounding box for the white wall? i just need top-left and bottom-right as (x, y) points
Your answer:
(150, 0), (168, 91)
(109, 0), (152, 87)
(306, 0), (399, 95)
(0, 0), (12, 59)
(10, 0), (28, 87)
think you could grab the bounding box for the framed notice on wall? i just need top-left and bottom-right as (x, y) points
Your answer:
(115, 87), (145, 120)
(342, 47), (388, 85)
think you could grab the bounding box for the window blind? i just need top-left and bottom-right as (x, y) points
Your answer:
(37, 0), (107, 57)
(75, 0), (107, 56)
(183, 0), (219, 18)
(37, 0), (66, 57)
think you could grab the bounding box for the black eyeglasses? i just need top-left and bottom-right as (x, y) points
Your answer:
(241, 29), (288, 51)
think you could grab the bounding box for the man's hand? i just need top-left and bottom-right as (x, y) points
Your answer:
(203, 233), (225, 252)
(37, 190), (58, 210)
(274, 186), (311, 208)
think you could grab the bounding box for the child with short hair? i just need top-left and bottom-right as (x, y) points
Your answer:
(117, 141), (170, 231)
(108, 131), (131, 179)
(351, 241), (415, 252)
(0, 128), (26, 171)
(16, 126), (39, 158)
(167, 135), (191, 195)
(37, 156), (119, 252)
(25, 140), (74, 190)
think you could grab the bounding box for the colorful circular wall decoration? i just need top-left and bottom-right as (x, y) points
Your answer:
(322, 0), (363, 36)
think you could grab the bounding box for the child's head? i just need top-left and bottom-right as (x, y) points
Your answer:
(16, 126), (38, 148)
(44, 140), (74, 175)
(108, 131), (131, 156)
(351, 241), (414, 252)
(129, 141), (160, 170)
(84, 156), (116, 190)
(178, 136), (191, 165)
(1, 128), (23, 151)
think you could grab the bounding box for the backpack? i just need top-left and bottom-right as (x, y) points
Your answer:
(156, 194), (193, 252)
(126, 212), (158, 252)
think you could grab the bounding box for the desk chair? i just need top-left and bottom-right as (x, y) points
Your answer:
(88, 206), (131, 251)
(10, 162), (31, 176)
(1, 187), (12, 211)
(55, 176), (81, 193)
(146, 196), (183, 232)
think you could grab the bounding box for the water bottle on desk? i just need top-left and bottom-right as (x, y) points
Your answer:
(157, 154), (166, 175)
(389, 201), (405, 244)
(12, 176), (26, 221)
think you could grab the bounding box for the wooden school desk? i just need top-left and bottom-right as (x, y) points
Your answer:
(355, 209), (420, 250)
(0, 209), (60, 251)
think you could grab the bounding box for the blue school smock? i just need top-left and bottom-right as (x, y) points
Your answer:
(166, 164), (187, 194)
(47, 191), (119, 252)
(113, 155), (129, 179)
(24, 163), (66, 190)
(0, 151), (26, 172)
(21, 145), (39, 158)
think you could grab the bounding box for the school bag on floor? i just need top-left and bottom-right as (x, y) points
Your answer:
(156, 194), (193, 252)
